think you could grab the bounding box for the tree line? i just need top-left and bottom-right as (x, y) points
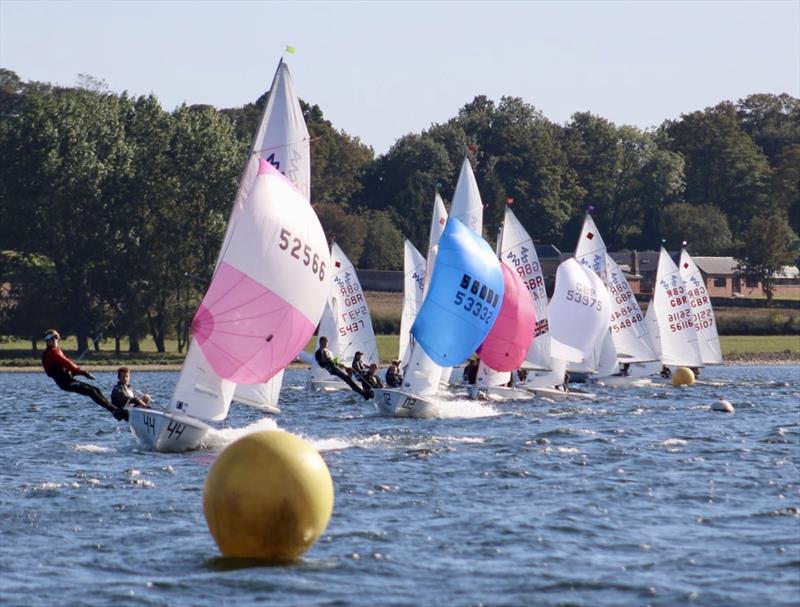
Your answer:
(0, 68), (798, 352)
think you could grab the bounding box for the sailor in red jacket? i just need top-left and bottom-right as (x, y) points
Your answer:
(41, 329), (128, 421)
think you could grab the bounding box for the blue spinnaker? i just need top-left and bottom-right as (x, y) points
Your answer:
(411, 218), (504, 366)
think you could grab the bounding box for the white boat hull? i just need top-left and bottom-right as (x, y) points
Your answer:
(522, 385), (596, 401)
(128, 408), (211, 452)
(373, 389), (438, 418)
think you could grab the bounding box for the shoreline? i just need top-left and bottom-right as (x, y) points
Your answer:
(1, 357), (798, 372)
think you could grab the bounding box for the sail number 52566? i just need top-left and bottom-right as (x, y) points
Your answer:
(279, 228), (326, 281)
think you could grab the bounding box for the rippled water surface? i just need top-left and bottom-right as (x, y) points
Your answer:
(1, 366), (798, 606)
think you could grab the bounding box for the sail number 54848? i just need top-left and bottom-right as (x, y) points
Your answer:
(279, 228), (326, 281)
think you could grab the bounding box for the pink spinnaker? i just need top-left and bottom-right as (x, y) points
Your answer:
(190, 158), (327, 385)
(192, 262), (313, 384)
(477, 262), (537, 371)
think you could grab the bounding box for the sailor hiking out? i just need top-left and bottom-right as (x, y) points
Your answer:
(41, 329), (127, 421)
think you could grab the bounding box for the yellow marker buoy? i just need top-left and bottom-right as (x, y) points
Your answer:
(203, 430), (334, 562)
(672, 367), (695, 386)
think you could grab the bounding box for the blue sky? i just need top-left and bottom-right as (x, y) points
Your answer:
(2, 0), (798, 155)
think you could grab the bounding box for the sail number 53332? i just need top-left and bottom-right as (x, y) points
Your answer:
(279, 228), (326, 281)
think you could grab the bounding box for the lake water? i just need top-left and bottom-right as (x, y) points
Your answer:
(0, 366), (798, 607)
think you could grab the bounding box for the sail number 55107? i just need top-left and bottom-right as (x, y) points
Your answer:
(279, 228), (326, 281)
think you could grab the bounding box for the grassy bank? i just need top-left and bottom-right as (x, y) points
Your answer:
(1, 334), (797, 367)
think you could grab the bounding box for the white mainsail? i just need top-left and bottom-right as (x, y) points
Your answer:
(449, 157), (483, 236)
(571, 214), (613, 374)
(679, 249), (723, 364)
(399, 240), (426, 365)
(606, 254), (657, 363)
(311, 243), (379, 387)
(500, 207), (551, 370)
(651, 248), (703, 367)
(171, 60), (311, 419)
(328, 242), (379, 366)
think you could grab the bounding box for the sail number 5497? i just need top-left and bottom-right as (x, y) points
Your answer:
(279, 228), (326, 281)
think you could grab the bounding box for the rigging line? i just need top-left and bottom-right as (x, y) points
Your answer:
(251, 137), (310, 155)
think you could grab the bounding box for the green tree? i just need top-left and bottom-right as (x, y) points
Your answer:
(663, 106), (772, 233)
(660, 203), (732, 255)
(562, 113), (686, 250)
(138, 104), (244, 351)
(770, 144), (800, 233)
(0, 87), (135, 352)
(314, 203), (367, 264)
(359, 210), (404, 270)
(360, 133), (454, 251)
(735, 215), (800, 301)
(735, 94), (800, 164)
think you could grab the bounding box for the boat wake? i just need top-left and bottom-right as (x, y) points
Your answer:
(425, 398), (503, 419)
(204, 418), (280, 450)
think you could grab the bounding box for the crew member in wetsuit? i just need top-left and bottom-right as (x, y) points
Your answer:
(359, 363), (383, 399)
(463, 357), (479, 385)
(385, 359), (403, 388)
(41, 329), (127, 421)
(111, 366), (152, 410)
(314, 336), (369, 399)
(351, 351), (367, 382)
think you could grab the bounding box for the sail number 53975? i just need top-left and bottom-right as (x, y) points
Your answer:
(279, 228), (326, 281)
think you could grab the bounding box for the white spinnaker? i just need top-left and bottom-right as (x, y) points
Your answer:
(549, 259), (611, 365)
(399, 240), (426, 365)
(329, 242), (379, 366)
(606, 254), (657, 362)
(679, 250), (723, 364)
(500, 208), (550, 370)
(221, 168), (329, 322)
(652, 248), (702, 367)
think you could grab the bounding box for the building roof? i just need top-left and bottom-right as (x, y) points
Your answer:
(692, 256), (738, 275)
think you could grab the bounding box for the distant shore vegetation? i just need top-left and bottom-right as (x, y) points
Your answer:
(0, 68), (798, 352)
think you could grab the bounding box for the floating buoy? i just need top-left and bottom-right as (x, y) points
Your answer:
(711, 399), (735, 413)
(672, 367), (695, 386)
(203, 430), (334, 562)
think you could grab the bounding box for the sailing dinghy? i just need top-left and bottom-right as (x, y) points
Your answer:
(308, 242), (379, 391)
(129, 157), (330, 451)
(374, 218), (503, 417)
(648, 247), (703, 371)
